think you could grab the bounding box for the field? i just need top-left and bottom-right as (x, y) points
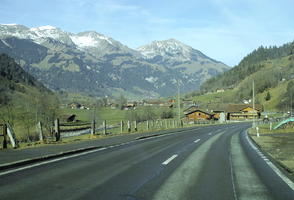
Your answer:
(60, 106), (176, 125)
(0, 105), (181, 148)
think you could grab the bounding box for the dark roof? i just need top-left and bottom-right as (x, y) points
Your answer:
(185, 109), (213, 116)
(227, 104), (263, 113)
(184, 105), (199, 113)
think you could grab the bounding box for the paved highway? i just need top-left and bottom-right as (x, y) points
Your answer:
(0, 123), (293, 200)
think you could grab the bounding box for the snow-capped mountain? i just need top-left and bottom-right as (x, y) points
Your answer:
(0, 24), (134, 55)
(71, 31), (140, 57)
(0, 24), (229, 98)
(138, 39), (198, 61)
(138, 39), (222, 66)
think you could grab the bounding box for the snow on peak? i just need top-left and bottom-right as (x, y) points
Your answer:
(1, 23), (18, 26)
(30, 25), (57, 31)
(29, 25), (69, 42)
(70, 31), (114, 48)
(138, 39), (193, 60)
(70, 35), (99, 47)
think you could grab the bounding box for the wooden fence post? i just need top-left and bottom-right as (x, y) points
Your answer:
(120, 121), (124, 133)
(147, 120), (149, 131)
(54, 118), (60, 141)
(91, 119), (96, 135)
(173, 120), (175, 128)
(3, 124), (7, 149)
(128, 120), (131, 132)
(103, 120), (106, 135)
(37, 121), (44, 142)
(134, 121), (138, 132)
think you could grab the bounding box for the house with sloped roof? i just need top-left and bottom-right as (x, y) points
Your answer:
(226, 104), (263, 120)
(185, 109), (213, 121)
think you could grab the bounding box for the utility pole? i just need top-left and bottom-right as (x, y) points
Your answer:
(291, 91), (293, 117)
(252, 80), (256, 128)
(177, 80), (181, 121)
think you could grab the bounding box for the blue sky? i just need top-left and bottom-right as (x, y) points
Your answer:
(1, 0), (294, 66)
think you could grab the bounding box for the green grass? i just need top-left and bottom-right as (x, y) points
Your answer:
(190, 89), (237, 107)
(249, 124), (294, 175)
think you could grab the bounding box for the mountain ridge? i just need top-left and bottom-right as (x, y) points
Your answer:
(0, 24), (229, 98)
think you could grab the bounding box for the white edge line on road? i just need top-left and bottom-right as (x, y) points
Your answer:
(0, 127), (200, 176)
(194, 139), (200, 143)
(245, 132), (294, 191)
(0, 147), (107, 177)
(162, 154), (178, 165)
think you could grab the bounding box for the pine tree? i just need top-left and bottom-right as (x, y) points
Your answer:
(265, 91), (271, 101)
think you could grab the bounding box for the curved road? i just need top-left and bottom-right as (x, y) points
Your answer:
(0, 123), (293, 199)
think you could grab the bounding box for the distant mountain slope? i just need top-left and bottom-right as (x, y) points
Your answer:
(0, 24), (229, 98)
(0, 53), (51, 105)
(0, 53), (47, 92)
(201, 41), (294, 92)
(198, 41), (294, 110)
(138, 39), (228, 81)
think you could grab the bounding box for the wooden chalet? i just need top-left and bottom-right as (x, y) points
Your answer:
(226, 104), (263, 120)
(185, 109), (213, 121)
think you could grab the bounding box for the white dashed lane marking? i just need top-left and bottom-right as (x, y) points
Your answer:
(162, 154), (178, 165)
(194, 139), (200, 143)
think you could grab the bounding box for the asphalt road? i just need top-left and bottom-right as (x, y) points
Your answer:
(0, 123), (293, 200)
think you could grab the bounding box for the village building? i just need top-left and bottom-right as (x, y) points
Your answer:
(183, 105), (199, 114)
(184, 103), (263, 121)
(226, 104), (263, 120)
(184, 108), (213, 121)
(68, 102), (81, 109)
(216, 89), (225, 93)
(122, 103), (136, 110)
(168, 99), (176, 103)
(144, 100), (165, 107)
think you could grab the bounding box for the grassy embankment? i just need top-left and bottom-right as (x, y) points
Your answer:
(249, 123), (294, 175)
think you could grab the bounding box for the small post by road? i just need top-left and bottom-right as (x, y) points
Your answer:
(134, 121), (138, 132)
(3, 124), (7, 149)
(165, 119), (168, 129)
(91, 119), (96, 135)
(270, 122), (272, 131)
(103, 120), (106, 135)
(256, 126), (260, 137)
(160, 120), (163, 129)
(128, 120), (131, 132)
(146, 120), (149, 131)
(6, 123), (19, 148)
(120, 121), (124, 133)
(54, 118), (60, 141)
(37, 121), (44, 142)
(173, 120), (175, 128)
(180, 120), (183, 128)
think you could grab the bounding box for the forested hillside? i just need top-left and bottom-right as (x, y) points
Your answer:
(197, 41), (294, 110)
(201, 41), (294, 91)
(0, 53), (59, 141)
